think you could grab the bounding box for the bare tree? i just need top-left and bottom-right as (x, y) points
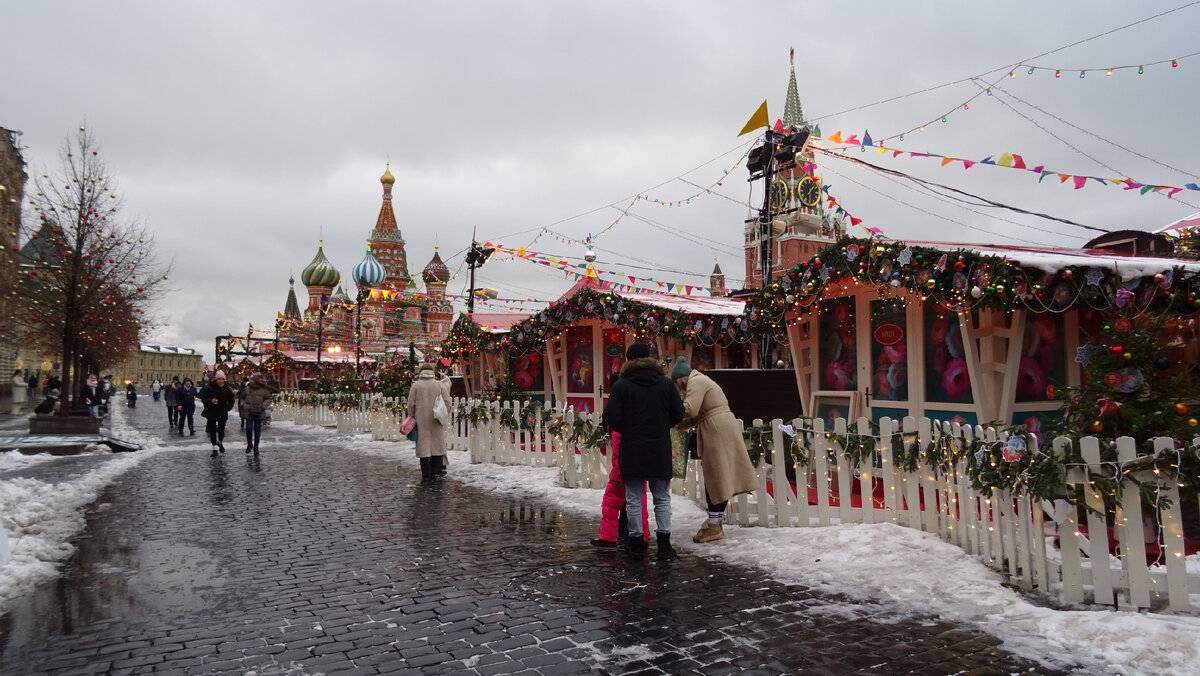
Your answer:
(15, 127), (169, 413)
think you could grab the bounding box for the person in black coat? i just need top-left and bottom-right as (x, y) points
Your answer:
(176, 377), (198, 436)
(198, 371), (236, 456)
(602, 342), (685, 560)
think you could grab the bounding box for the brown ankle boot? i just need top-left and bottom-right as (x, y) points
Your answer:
(693, 521), (724, 543)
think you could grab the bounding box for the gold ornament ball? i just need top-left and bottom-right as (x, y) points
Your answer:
(1123, 352), (1133, 360)
(1090, 420), (1104, 432)
(1190, 418), (1199, 428)
(1176, 403), (1190, 416)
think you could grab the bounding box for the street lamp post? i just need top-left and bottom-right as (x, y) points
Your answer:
(465, 240), (495, 314)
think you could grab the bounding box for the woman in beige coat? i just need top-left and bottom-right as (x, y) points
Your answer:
(671, 357), (758, 543)
(407, 362), (452, 481)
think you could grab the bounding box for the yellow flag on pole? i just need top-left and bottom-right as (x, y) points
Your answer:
(737, 100), (769, 136)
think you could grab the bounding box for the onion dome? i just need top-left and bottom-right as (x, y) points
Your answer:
(329, 285), (351, 305)
(380, 164), (395, 185)
(300, 240), (341, 288)
(353, 247), (387, 288)
(422, 247), (451, 284)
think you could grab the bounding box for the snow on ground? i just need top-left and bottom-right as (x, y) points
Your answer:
(332, 425), (1200, 676)
(0, 410), (161, 604)
(3, 413), (1200, 675)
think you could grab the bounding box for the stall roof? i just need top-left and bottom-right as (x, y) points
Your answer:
(899, 240), (1200, 278)
(467, 313), (532, 334)
(613, 290), (745, 315)
(278, 350), (377, 364)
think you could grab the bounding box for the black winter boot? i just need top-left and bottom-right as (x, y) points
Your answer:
(656, 532), (677, 560)
(419, 457), (433, 482)
(430, 455), (445, 478)
(628, 536), (646, 559)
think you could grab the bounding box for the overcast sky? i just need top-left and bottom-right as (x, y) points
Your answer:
(6, 1), (1199, 363)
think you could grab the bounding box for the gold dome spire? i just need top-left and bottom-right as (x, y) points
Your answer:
(380, 164), (395, 185)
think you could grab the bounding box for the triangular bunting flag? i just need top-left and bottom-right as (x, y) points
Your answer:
(827, 131), (843, 143)
(962, 160), (975, 169)
(980, 156), (995, 165)
(1072, 176), (1087, 189)
(892, 150), (903, 158)
(850, 217), (863, 226)
(997, 152), (1015, 167)
(844, 134), (859, 145)
(1186, 183), (1200, 191)
(737, 100), (769, 136)
(940, 158), (954, 166)
(862, 130), (873, 147)
(1012, 154), (1026, 169)
(1038, 170), (1054, 183)
(1058, 174), (1071, 183)
(773, 118), (785, 132)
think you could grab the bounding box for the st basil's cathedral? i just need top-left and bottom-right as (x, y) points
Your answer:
(275, 166), (454, 366)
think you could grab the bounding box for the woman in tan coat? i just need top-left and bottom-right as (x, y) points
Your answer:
(671, 357), (758, 544)
(407, 363), (452, 481)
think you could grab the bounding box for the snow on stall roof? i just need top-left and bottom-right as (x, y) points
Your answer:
(467, 313), (532, 334)
(614, 290), (746, 315)
(901, 239), (1200, 278)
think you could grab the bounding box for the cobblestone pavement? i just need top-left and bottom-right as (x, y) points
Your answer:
(0, 405), (1067, 675)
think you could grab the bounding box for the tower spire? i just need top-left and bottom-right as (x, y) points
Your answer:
(782, 47), (806, 129)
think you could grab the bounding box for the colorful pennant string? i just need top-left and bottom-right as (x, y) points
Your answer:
(815, 135), (1200, 198)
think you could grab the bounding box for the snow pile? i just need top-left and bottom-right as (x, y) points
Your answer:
(0, 411), (160, 604)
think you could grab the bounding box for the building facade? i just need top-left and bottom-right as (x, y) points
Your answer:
(0, 127), (27, 381)
(273, 167), (454, 366)
(113, 344), (206, 389)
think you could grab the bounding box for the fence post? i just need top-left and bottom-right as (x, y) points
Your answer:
(1115, 436), (1151, 610)
(1152, 436), (1190, 611)
(856, 417), (875, 525)
(812, 417), (831, 526)
(755, 418), (770, 528)
(1079, 436), (1115, 605)
(1054, 436), (1085, 604)
(773, 418), (792, 527)
(878, 417), (899, 523)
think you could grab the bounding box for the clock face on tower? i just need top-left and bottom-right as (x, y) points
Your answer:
(797, 176), (821, 207)
(769, 179), (789, 210)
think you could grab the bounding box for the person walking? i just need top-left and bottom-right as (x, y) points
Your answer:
(239, 373), (279, 455)
(164, 377), (179, 428)
(176, 377), (198, 436)
(602, 342), (685, 560)
(125, 382), (138, 408)
(10, 370), (28, 415)
(198, 371), (235, 456)
(82, 375), (103, 418)
(26, 372), (38, 400)
(151, 378), (162, 402)
(671, 357), (758, 544)
(236, 376), (250, 430)
(406, 362), (452, 482)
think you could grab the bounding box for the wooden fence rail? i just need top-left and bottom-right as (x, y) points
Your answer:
(273, 394), (1199, 613)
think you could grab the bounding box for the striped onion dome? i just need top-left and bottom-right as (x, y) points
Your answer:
(422, 247), (450, 284)
(353, 247), (387, 288)
(329, 284), (351, 305)
(300, 241), (341, 288)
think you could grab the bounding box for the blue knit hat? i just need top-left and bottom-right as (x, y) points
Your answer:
(670, 357), (692, 380)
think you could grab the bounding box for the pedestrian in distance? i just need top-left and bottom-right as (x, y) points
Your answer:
(406, 362), (452, 482)
(602, 342), (685, 560)
(176, 377), (198, 436)
(151, 378), (162, 402)
(164, 376), (179, 428)
(239, 373), (279, 455)
(82, 375), (103, 418)
(26, 372), (38, 400)
(9, 369), (27, 415)
(671, 357), (758, 544)
(592, 371), (650, 549)
(125, 382), (138, 408)
(199, 371), (235, 456)
(236, 376), (250, 430)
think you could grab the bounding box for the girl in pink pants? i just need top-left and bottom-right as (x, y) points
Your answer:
(593, 431), (649, 547)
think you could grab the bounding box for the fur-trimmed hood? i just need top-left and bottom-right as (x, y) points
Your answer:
(620, 356), (664, 377)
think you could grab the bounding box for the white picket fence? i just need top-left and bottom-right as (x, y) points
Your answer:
(274, 394), (1200, 613)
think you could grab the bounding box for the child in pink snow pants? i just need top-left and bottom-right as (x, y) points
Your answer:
(593, 431), (649, 547)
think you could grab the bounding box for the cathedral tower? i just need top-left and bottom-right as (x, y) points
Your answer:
(368, 165), (413, 295)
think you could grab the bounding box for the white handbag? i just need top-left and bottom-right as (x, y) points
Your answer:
(433, 396), (450, 426)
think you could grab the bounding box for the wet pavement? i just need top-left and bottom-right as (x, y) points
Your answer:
(0, 405), (1066, 675)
